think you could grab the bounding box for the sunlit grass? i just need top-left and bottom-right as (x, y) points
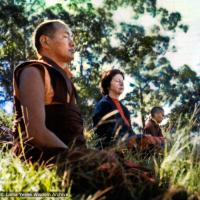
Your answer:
(159, 111), (200, 197)
(0, 145), (72, 199)
(160, 130), (200, 195)
(0, 109), (200, 199)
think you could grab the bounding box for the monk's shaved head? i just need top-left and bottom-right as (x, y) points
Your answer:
(33, 19), (70, 54)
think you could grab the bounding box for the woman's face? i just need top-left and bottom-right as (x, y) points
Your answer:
(109, 74), (124, 96)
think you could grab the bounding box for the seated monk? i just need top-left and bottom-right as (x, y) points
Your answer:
(144, 107), (164, 137)
(140, 107), (165, 151)
(92, 69), (164, 151)
(12, 20), (86, 163)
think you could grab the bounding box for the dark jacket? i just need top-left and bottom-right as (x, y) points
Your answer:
(93, 95), (134, 149)
(144, 119), (163, 137)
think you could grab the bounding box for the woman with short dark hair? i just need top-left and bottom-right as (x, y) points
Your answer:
(100, 69), (124, 95)
(93, 69), (165, 151)
(93, 69), (134, 149)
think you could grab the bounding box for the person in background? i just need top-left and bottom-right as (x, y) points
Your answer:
(93, 70), (165, 151)
(144, 107), (164, 137)
(93, 69), (134, 149)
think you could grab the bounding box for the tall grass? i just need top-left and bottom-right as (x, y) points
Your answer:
(159, 112), (200, 197)
(0, 108), (199, 199)
(0, 146), (72, 200)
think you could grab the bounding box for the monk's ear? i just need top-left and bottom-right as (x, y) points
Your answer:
(39, 35), (50, 49)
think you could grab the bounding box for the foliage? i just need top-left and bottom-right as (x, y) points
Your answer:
(167, 67), (200, 132)
(101, 1), (190, 128)
(0, 109), (13, 128)
(160, 114), (200, 195)
(0, 115), (200, 199)
(0, 147), (72, 200)
(1, 0), (197, 131)
(0, 0), (47, 104)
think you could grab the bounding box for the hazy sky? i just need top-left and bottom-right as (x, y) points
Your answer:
(158, 0), (200, 74)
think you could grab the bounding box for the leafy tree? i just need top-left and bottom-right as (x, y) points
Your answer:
(167, 65), (200, 132)
(1, 0), (198, 133)
(101, 0), (188, 128)
(0, 0), (46, 105)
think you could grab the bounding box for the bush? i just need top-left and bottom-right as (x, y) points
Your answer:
(0, 109), (13, 128)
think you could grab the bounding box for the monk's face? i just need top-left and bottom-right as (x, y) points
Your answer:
(109, 74), (124, 96)
(154, 111), (164, 124)
(46, 24), (75, 63)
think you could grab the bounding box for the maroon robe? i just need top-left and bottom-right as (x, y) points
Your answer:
(12, 57), (86, 163)
(144, 119), (163, 137)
